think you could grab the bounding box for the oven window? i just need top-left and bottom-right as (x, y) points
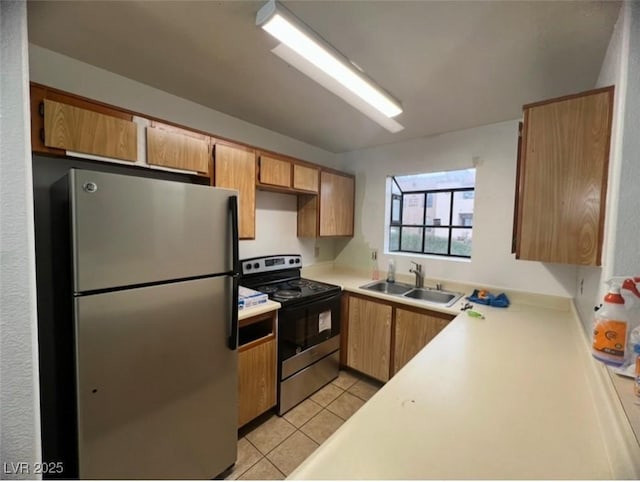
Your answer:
(278, 294), (341, 360)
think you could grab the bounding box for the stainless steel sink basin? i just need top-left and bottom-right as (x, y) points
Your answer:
(359, 281), (414, 295)
(403, 288), (464, 307)
(359, 281), (464, 307)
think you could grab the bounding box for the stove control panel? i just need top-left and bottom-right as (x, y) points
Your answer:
(241, 254), (301, 275)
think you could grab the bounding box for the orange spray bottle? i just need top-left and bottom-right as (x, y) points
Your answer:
(592, 280), (629, 366)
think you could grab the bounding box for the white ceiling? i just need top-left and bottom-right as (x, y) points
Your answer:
(26, 1), (620, 153)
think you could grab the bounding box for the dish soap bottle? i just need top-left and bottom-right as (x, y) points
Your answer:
(592, 282), (628, 366)
(386, 259), (396, 283)
(371, 251), (379, 280)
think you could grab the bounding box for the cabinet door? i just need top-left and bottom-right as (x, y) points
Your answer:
(147, 125), (210, 175)
(319, 171), (355, 237)
(347, 297), (392, 382)
(393, 308), (451, 375)
(259, 155), (291, 188)
(214, 143), (256, 239)
(44, 99), (137, 162)
(238, 337), (276, 427)
(516, 87), (612, 265)
(293, 164), (319, 193)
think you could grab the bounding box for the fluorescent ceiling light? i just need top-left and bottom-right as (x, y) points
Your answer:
(272, 44), (404, 133)
(257, 0), (404, 132)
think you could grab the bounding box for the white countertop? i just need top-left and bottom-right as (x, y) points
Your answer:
(290, 265), (640, 479)
(238, 300), (280, 321)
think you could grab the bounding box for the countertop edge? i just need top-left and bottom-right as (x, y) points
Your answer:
(238, 300), (281, 321)
(287, 282), (639, 479)
(569, 302), (640, 478)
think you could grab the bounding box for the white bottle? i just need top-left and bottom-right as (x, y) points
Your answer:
(386, 259), (396, 283)
(592, 284), (629, 366)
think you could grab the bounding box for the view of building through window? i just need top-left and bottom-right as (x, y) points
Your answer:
(388, 169), (475, 257)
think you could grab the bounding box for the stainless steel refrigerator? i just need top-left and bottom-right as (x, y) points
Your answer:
(53, 169), (240, 479)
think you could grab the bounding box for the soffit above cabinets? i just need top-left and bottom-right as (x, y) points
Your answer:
(27, 1), (620, 153)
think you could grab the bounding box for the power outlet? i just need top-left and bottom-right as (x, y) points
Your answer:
(314, 246), (320, 258)
(371, 250), (378, 261)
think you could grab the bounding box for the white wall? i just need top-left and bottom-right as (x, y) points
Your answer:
(575, 2), (636, 335)
(240, 190), (334, 264)
(28, 45), (340, 169)
(0, 1), (42, 477)
(334, 121), (578, 297)
(28, 45), (340, 265)
(611, 3), (640, 277)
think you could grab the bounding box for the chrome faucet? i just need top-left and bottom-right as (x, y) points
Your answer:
(409, 261), (424, 288)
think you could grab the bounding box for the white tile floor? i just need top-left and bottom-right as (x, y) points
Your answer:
(226, 370), (382, 480)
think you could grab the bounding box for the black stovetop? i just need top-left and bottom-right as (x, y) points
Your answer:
(240, 255), (341, 307)
(241, 269), (340, 306)
(253, 277), (339, 304)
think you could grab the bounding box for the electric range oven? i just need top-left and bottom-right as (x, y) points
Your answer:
(240, 254), (341, 415)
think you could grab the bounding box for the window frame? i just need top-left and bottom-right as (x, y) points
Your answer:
(389, 177), (474, 258)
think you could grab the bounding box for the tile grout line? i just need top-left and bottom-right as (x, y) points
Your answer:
(236, 373), (376, 479)
(231, 437), (265, 481)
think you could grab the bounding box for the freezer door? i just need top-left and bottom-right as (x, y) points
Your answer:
(75, 276), (237, 479)
(69, 169), (236, 292)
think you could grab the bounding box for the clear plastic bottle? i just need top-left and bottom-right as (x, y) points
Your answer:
(386, 259), (396, 283)
(592, 284), (629, 366)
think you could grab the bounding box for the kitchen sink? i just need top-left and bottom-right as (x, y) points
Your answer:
(359, 281), (414, 295)
(403, 288), (463, 307)
(360, 281), (464, 307)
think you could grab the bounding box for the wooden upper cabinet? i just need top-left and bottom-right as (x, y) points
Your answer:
(293, 164), (319, 193)
(515, 86), (613, 266)
(258, 155), (291, 188)
(393, 308), (452, 375)
(257, 155), (320, 194)
(146, 123), (210, 175)
(214, 142), (256, 239)
(43, 99), (137, 162)
(319, 171), (355, 237)
(347, 296), (392, 382)
(297, 170), (355, 238)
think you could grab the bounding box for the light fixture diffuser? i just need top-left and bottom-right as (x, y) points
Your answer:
(257, 0), (404, 132)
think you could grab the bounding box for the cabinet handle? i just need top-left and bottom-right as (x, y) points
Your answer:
(39, 128), (45, 143)
(38, 101), (44, 117)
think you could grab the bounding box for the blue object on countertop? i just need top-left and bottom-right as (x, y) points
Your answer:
(467, 290), (510, 307)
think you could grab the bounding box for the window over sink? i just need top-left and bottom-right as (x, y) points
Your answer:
(387, 168), (475, 258)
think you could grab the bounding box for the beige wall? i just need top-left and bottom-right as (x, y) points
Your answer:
(1, 2), (42, 477)
(575, 2), (636, 335)
(28, 45), (339, 266)
(334, 120), (578, 297)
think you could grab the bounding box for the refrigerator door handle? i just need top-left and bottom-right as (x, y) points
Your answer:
(229, 275), (239, 350)
(229, 195), (240, 350)
(229, 195), (240, 276)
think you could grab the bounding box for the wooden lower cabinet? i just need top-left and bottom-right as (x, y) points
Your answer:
(343, 293), (454, 381)
(393, 308), (452, 375)
(346, 296), (392, 382)
(237, 313), (277, 427)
